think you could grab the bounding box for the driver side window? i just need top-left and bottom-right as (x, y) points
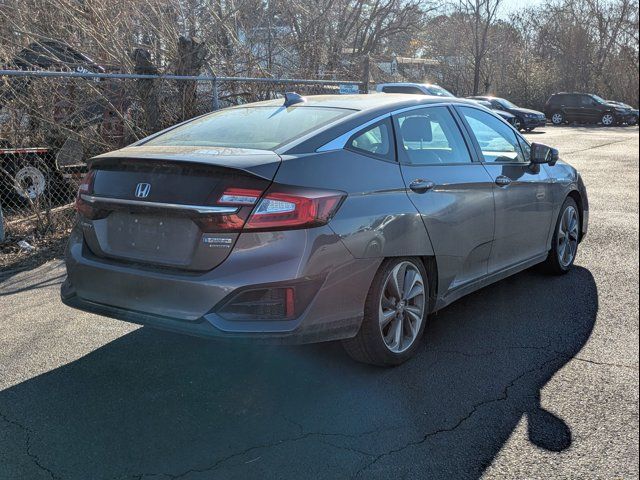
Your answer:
(460, 106), (527, 163)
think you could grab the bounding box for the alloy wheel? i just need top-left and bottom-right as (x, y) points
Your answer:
(602, 114), (615, 126)
(557, 205), (579, 268)
(552, 113), (563, 125)
(379, 261), (426, 353)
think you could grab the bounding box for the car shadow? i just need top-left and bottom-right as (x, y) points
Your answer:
(0, 266), (597, 480)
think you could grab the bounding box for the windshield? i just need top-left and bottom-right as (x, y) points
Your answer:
(425, 85), (455, 97)
(590, 94), (607, 104)
(496, 98), (517, 109)
(144, 106), (353, 150)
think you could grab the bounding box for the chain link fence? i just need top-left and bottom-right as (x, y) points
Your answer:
(0, 70), (362, 264)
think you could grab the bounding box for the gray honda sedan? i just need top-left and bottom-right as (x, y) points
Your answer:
(62, 94), (588, 366)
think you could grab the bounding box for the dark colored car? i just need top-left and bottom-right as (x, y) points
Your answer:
(62, 94), (589, 366)
(466, 99), (518, 127)
(545, 93), (636, 126)
(469, 96), (546, 131)
(607, 101), (638, 126)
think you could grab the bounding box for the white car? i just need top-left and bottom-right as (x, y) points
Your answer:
(376, 82), (455, 97)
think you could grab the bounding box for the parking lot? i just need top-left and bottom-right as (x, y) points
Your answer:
(0, 125), (638, 479)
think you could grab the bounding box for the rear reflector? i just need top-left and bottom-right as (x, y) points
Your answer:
(215, 279), (322, 321)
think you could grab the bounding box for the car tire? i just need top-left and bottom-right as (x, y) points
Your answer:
(543, 197), (580, 275)
(601, 112), (615, 127)
(342, 257), (428, 366)
(514, 118), (523, 131)
(551, 112), (565, 125)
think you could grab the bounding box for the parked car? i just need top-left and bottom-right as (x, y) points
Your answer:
(376, 84), (517, 126)
(466, 98), (518, 127)
(606, 101), (638, 125)
(376, 82), (455, 97)
(62, 93), (589, 366)
(468, 96), (546, 131)
(544, 93), (636, 126)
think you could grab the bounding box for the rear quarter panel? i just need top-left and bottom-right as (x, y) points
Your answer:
(275, 150), (434, 259)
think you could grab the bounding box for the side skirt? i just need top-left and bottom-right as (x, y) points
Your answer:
(434, 252), (549, 312)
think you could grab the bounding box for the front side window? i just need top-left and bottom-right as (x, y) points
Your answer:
(459, 106), (526, 163)
(394, 106), (472, 165)
(144, 106), (353, 150)
(347, 118), (393, 160)
(580, 95), (597, 107)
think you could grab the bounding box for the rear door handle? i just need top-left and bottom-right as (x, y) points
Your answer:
(409, 179), (435, 193)
(495, 175), (512, 187)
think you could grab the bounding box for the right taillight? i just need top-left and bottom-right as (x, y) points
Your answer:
(244, 185), (345, 231)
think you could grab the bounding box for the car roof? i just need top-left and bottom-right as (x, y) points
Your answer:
(376, 82), (442, 88)
(239, 93), (478, 112)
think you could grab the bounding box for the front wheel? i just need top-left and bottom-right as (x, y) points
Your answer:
(601, 112), (615, 126)
(544, 198), (580, 275)
(342, 257), (428, 366)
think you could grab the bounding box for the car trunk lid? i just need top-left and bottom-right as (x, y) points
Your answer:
(80, 147), (280, 271)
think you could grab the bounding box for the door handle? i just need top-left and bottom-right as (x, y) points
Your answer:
(409, 179), (435, 193)
(495, 175), (512, 187)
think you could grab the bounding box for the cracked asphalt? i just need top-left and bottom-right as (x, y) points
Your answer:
(1, 125), (638, 480)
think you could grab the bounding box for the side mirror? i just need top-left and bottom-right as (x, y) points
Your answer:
(531, 142), (559, 166)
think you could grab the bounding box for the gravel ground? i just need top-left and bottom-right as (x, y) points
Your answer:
(0, 125), (638, 480)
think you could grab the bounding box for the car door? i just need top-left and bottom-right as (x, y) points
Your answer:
(455, 105), (555, 273)
(563, 94), (581, 121)
(579, 94), (601, 122)
(392, 105), (496, 292)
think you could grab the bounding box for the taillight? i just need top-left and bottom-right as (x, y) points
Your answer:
(244, 186), (345, 231)
(75, 170), (98, 218)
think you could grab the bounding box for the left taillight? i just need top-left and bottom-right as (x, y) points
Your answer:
(75, 170), (98, 218)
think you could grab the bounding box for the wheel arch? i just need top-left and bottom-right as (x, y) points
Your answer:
(566, 190), (585, 241)
(420, 255), (439, 314)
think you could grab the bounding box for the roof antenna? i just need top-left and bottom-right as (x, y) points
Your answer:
(283, 92), (306, 107)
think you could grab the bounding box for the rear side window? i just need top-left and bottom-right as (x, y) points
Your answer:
(394, 106), (472, 165)
(381, 86), (425, 95)
(347, 118), (394, 161)
(144, 106), (352, 150)
(459, 106), (526, 163)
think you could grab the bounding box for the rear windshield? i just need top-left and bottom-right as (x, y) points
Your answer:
(144, 106), (353, 150)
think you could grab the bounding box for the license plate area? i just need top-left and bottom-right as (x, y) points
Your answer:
(105, 212), (199, 266)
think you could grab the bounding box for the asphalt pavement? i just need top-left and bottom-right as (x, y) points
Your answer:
(1, 125), (638, 480)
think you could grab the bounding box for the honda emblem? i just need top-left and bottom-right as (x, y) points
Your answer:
(135, 182), (151, 198)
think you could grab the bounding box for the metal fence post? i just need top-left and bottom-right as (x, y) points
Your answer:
(0, 204), (4, 243)
(212, 78), (220, 111)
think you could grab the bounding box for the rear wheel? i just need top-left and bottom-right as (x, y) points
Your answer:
(551, 112), (565, 125)
(544, 198), (580, 275)
(342, 257), (428, 366)
(601, 112), (615, 126)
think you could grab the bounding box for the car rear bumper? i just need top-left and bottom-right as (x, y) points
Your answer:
(62, 224), (380, 344)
